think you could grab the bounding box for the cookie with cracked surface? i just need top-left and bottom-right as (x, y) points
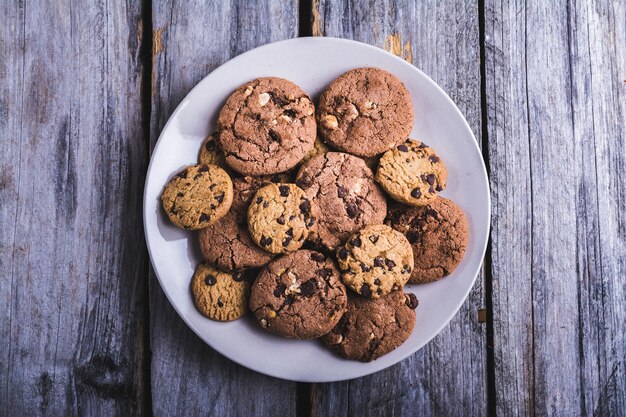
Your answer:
(248, 183), (318, 254)
(376, 140), (447, 206)
(249, 250), (348, 339)
(198, 132), (228, 168)
(386, 197), (468, 284)
(336, 224), (414, 298)
(218, 77), (316, 175)
(295, 152), (387, 251)
(190, 263), (249, 321)
(322, 290), (417, 362)
(161, 164), (233, 230)
(317, 67), (413, 158)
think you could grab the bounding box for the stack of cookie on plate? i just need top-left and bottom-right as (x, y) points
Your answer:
(160, 68), (468, 362)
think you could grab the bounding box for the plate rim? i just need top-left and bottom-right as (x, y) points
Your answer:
(143, 36), (491, 382)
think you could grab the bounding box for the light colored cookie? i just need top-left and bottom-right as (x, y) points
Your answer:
(190, 263), (249, 321)
(198, 132), (227, 168)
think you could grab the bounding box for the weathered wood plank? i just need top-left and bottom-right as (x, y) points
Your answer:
(484, 0), (626, 415)
(0, 1), (148, 415)
(310, 1), (487, 416)
(149, 1), (300, 415)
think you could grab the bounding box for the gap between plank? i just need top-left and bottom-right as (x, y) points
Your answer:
(477, 0), (497, 416)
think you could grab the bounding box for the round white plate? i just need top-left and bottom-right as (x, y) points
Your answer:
(144, 37), (490, 382)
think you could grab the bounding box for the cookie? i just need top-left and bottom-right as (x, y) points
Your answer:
(295, 152), (387, 251)
(161, 164), (233, 230)
(300, 135), (330, 165)
(336, 224), (414, 298)
(317, 67), (413, 158)
(247, 183), (318, 254)
(218, 77), (316, 175)
(199, 176), (289, 271)
(190, 263), (249, 321)
(249, 250), (348, 339)
(198, 132), (227, 167)
(376, 140), (447, 206)
(322, 290), (417, 362)
(386, 197), (468, 283)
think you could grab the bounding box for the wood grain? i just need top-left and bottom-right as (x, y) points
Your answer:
(310, 1), (488, 415)
(484, 0), (626, 415)
(149, 1), (299, 416)
(0, 1), (148, 415)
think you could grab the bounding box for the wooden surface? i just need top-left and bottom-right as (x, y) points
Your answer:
(1, 0), (624, 416)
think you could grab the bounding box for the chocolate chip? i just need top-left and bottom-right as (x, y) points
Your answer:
(306, 218), (315, 228)
(410, 188), (421, 198)
(284, 109), (297, 118)
(176, 169), (188, 179)
(194, 173), (203, 180)
(318, 268), (332, 278)
(300, 279), (316, 296)
(436, 185), (443, 192)
(274, 283), (286, 297)
(401, 265), (412, 274)
(284, 294), (295, 305)
(198, 165), (209, 172)
(373, 256), (384, 267)
(177, 192), (184, 197)
(260, 236), (273, 247)
(405, 293), (419, 309)
(279, 185), (290, 197)
(385, 259), (396, 270)
(429, 186), (435, 193)
(282, 236), (292, 247)
(397, 144), (409, 152)
(424, 174), (435, 186)
(350, 236), (362, 247)
(418, 142), (428, 148)
(346, 202), (359, 218)
(217, 298), (223, 308)
(286, 228), (294, 237)
(360, 263), (371, 272)
(360, 284), (372, 297)
(215, 193), (225, 203)
(406, 231), (419, 244)
(263, 201), (269, 208)
(374, 278), (381, 285)
(369, 235), (379, 244)
(205, 140), (216, 151)
(209, 184), (216, 191)
(276, 215), (286, 225)
(310, 252), (325, 262)
(199, 213), (210, 222)
(232, 271), (244, 282)
(268, 130), (280, 142)
(337, 186), (348, 198)
(296, 176), (311, 188)
(338, 247), (349, 260)
(270, 93), (290, 107)
(299, 199), (311, 214)
(429, 155), (439, 163)
(210, 204), (216, 210)
(204, 275), (216, 286)
(289, 215), (296, 221)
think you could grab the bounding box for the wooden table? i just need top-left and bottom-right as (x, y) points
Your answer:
(2, 0), (625, 415)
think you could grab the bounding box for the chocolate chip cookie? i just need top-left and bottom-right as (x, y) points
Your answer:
(190, 263), (249, 321)
(386, 197), (468, 283)
(249, 250), (348, 339)
(161, 164), (233, 230)
(322, 290), (417, 362)
(247, 183), (318, 254)
(198, 132), (227, 168)
(317, 68), (414, 158)
(295, 152), (387, 251)
(336, 224), (414, 298)
(376, 140), (447, 206)
(218, 77), (316, 175)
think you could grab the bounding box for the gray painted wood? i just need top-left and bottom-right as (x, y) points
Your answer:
(310, 1), (488, 416)
(485, 0), (626, 415)
(149, 1), (300, 416)
(0, 1), (148, 416)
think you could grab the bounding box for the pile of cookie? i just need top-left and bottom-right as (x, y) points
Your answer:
(161, 68), (468, 362)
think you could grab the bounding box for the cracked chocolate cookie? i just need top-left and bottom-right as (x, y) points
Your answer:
(190, 263), (249, 321)
(386, 197), (468, 284)
(249, 250), (348, 339)
(161, 164), (233, 230)
(376, 139), (447, 206)
(247, 183), (318, 254)
(317, 67), (413, 158)
(322, 290), (417, 362)
(336, 224), (414, 298)
(295, 152), (387, 251)
(198, 132), (228, 168)
(217, 77), (316, 175)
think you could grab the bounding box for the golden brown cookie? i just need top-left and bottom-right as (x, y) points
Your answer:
(249, 250), (348, 339)
(218, 77), (316, 175)
(190, 263), (249, 321)
(198, 132), (227, 168)
(376, 140), (447, 206)
(322, 290), (418, 362)
(317, 67), (414, 158)
(386, 197), (468, 283)
(247, 183), (318, 254)
(336, 224), (414, 298)
(161, 164), (233, 230)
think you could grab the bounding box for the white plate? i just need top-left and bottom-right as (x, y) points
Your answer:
(144, 37), (490, 382)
